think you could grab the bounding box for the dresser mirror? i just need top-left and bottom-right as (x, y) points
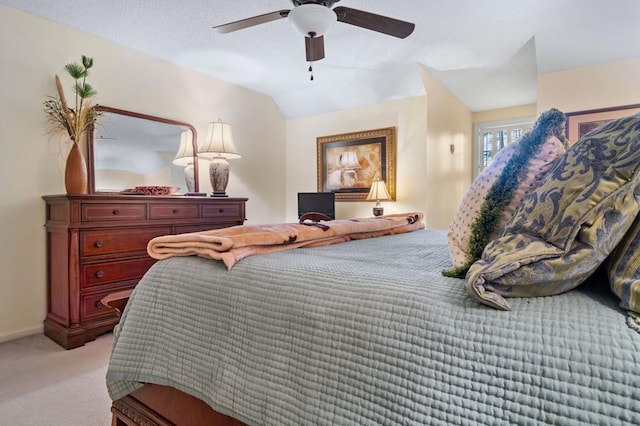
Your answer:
(87, 106), (199, 193)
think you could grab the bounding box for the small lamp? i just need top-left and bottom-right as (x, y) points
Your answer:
(366, 180), (391, 217)
(198, 119), (241, 197)
(172, 130), (196, 193)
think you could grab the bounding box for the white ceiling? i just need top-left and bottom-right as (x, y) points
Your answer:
(4, 0), (640, 118)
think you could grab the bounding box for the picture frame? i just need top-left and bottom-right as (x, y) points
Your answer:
(317, 127), (396, 202)
(565, 104), (640, 144)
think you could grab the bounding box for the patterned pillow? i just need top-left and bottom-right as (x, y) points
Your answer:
(608, 212), (640, 326)
(466, 112), (640, 310)
(444, 108), (567, 278)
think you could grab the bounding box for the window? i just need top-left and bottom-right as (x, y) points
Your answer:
(473, 118), (534, 178)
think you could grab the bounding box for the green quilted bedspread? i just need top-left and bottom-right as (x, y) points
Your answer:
(106, 229), (640, 425)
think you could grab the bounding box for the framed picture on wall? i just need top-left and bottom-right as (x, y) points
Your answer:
(566, 104), (640, 144)
(317, 127), (396, 202)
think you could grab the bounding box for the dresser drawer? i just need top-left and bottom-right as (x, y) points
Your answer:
(149, 204), (199, 220)
(82, 257), (157, 288)
(82, 203), (147, 222)
(81, 227), (171, 257)
(202, 203), (243, 218)
(81, 285), (135, 321)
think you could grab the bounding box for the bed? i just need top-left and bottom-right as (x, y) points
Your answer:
(107, 111), (640, 425)
(105, 228), (640, 425)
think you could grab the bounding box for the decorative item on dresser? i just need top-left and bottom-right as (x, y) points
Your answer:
(42, 194), (247, 349)
(43, 55), (100, 194)
(64, 142), (89, 194)
(198, 119), (241, 197)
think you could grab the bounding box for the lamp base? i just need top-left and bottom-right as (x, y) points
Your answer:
(373, 206), (384, 216)
(209, 157), (230, 197)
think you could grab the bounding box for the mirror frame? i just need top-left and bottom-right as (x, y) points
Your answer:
(87, 106), (199, 193)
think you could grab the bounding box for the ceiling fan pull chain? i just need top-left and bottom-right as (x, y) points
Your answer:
(308, 63), (314, 81)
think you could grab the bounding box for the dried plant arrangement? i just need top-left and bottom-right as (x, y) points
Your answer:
(43, 55), (100, 143)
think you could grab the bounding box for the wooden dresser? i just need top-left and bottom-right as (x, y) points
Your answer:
(43, 194), (247, 349)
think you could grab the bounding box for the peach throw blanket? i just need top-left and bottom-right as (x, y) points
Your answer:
(147, 212), (424, 269)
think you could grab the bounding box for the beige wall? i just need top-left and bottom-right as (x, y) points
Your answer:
(421, 67), (474, 230)
(285, 68), (474, 231)
(538, 57), (640, 114)
(473, 104), (537, 124)
(0, 5), (286, 342)
(286, 96), (429, 222)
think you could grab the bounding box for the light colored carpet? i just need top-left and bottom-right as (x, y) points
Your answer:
(0, 332), (114, 426)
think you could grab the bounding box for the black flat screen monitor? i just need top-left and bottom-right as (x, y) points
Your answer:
(298, 192), (335, 219)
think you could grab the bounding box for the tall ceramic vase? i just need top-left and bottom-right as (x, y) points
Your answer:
(65, 143), (88, 194)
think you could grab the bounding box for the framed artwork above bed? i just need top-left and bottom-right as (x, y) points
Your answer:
(565, 104), (640, 144)
(316, 127), (396, 202)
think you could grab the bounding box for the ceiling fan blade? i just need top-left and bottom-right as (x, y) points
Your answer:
(213, 10), (290, 34)
(306, 35), (325, 62)
(333, 6), (415, 39)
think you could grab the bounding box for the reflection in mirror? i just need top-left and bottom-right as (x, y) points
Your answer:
(88, 106), (199, 194)
(172, 130), (196, 192)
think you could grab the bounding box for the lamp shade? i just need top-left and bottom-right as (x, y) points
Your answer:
(198, 120), (241, 160)
(172, 130), (194, 166)
(288, 3), (337, 37)
(366, 180), (391, 201)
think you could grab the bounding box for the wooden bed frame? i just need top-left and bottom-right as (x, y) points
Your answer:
(103, 292), (249, 426)
(111, 384), (247, 426)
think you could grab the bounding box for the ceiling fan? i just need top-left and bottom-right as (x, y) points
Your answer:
(212, 0), (415, 63)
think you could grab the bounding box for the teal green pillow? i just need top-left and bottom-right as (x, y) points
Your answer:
(466, 112), (640, 310)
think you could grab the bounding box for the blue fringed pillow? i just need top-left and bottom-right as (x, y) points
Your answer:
(444, 108), (567, 278)
(467, 112), (640, 310)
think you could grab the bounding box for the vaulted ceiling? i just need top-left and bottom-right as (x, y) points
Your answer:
(4, 0), (640, 118)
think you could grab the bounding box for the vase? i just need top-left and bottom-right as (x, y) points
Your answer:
(65, 143), (88, 194)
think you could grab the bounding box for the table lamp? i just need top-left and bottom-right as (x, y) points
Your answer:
(198, 119), (241, 197)
(366, 179), (391, 216)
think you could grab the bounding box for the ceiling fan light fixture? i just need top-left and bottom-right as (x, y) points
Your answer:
(288, 4), (336, 37)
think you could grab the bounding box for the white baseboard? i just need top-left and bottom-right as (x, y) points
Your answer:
(0, 325), (44, 344)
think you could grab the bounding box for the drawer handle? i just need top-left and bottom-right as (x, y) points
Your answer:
(173, 209), (179, 214)
(112, 209), (120, 215)
(219, 208), (224, 213)
(94, 241), (104, 248)
(95, 301), (104, 309)
(96, 271), (105, 278)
